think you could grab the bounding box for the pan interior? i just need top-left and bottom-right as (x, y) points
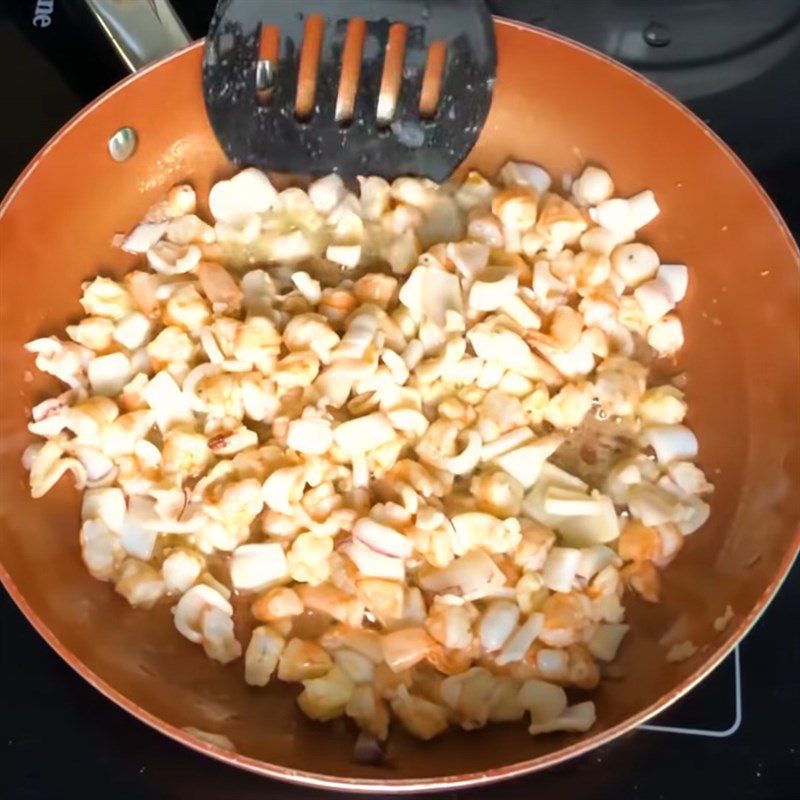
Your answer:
(0, 21), (798, 786)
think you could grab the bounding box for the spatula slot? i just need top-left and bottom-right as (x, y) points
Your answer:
(256, 24), (280, 104)
(419, 40), (447, 119)
(376, 23), (408, 126)
(295, 14), (325, 120)
(335, 17), (366, 125)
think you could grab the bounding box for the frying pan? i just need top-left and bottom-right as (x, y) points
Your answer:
(1, 8), (799, 794)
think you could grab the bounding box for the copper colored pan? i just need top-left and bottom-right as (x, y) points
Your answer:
(1, 17), (798, 793)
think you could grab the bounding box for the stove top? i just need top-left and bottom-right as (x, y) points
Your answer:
(1, 2), (798, 799)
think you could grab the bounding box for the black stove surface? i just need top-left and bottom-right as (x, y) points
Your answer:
(1, 2), (798, 799)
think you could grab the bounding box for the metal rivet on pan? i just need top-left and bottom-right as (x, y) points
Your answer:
(108, 127), (138, 162)
(643, 22), (671, 47)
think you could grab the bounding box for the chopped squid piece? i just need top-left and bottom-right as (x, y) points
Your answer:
(166, 214), (215, 246)
(245, 626), (286, 686)
(147, 241), (201, 275)
(657, 263), (689, 303)
(80, 518), (122, 580)
(713, 605), (735, 633)
(28, 440), (86, 498)
(353, 518), (413, 559)
(571, 166), (614, 206)
(419, 550), (506, 599)
(487, 676), (526, 723)
(447, 240), (490, 282)
(518, 679), (568, 723)
(80, 277), (134, 320)
(262, 466), (306, 515)
(588, 624), (630, 662)
(499, 160), (552, 194)
(121, 221), (168, 254)
(113, 312), (151, 350)
(381, 628), (434, 672)
(492, 434), (564, 489)
(119, 505), (158, 560)
(209, 168), (276, 223)
(115, 558), (164, 608)
(542, 547), (582, 593)
(523, 463), (620, 547)
(173, 584), (232, 642)
(201, 605), (243, 663)
(450, 512), (521, 556)
(642, 424), (699, 464)
(666, 640), (698, 663)
(611, 243), (659, 287)
(252, 586), (304, 622)
(348, 688), (390, 745)
(333, 414), (396, 456)
(333, 647), (375, 684)
(468, 268), (519, 311)
(278, 638), (333, 681)
(182, 728), (236, 752)
(142, 370), (193, 432)
(496, 613), (545, 665)
(342, 540), (406, 582)
(628, 190), (660, 229)
(162, 549), (204, 594)
(576, 545), (618, 581)
(208, 426), (258, 456)
(400, 264), (464, 327)
(286, 418), (333, 455)
(298, 666), (356, 722)
(528, 701), (597, 735)
(391, 686), (449, 740)
(81, 487), (126, 533)
(479, 600), (520, 652)
(197, 262), (243, 312)
(440, 667), (496, 729)
(88, 352), (133, 397)
(634, 279), (675, 324)
(647, 314), (685, 355)
(23, 165), (709, 748)
(291, 272), (323, 306)
(425, 600), (473, 650)
(480, 427), (535, 462)
(230, 543), (289, 592)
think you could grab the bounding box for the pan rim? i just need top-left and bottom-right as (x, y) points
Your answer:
(1, 17), (798, 792)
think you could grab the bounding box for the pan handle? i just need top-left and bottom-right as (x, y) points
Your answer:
(83, 0), (191, 73)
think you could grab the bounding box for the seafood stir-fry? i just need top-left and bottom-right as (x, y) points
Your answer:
(23, 162), (712, 752)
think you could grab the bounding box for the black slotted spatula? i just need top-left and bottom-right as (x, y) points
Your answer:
(202, 0), (496, 181)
